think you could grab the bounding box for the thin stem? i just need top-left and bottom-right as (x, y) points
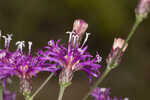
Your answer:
(0, 84), (2, 100)
(30, 73), (54, 100)
(58, 82), (71, 100)
(125, 15), (143, 44)
(82, 67), (111, 100)
(58, 85), (66, 100)
(110, 15), (143, 68)
(24, 94), (30, 100)
(82, 15), (143, 100)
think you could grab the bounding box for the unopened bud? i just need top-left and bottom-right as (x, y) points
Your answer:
(73, 19), (88, 37)
(135, 0), (150, 18)
(106, 38), (128, 68)
(112, 38), (128, 52)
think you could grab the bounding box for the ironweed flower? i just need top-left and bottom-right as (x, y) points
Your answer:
(106, 38), (128, 69)
(0, 33), (56, 94)
(91, 87), (128, 100)
(136, 0), (150, 18)
(0, 32), (14, 79)
(39, 19), (102, 84)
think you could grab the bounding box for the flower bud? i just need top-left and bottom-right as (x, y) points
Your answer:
(135, 0), (150, 18)
(73, 19), (88, 37)
(112, 38), (128, 52)
(106, 38), (128, 68)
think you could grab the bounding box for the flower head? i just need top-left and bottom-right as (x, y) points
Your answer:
(0, 34), (55, 94)
(91, 87), (128, 100)
(106, 38), (128, 68)
(136, 0), (150, 18)
(39, 19), (102, 84)
(0, 33), (14, 79)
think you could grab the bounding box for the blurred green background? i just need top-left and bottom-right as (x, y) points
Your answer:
(0, 0), (150, 100)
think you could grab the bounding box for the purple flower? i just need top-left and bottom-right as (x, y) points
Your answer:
(91, 87), (129, 100)
(0, 33), (56, 93)
(38, 19), (102, 84)
(0, 33), (14, 79)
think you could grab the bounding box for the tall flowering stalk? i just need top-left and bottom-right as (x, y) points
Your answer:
(39, 19), (102, 100)
(82, 0), (150, 99)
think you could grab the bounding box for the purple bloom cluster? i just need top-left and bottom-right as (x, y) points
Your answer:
(0, 19), (130, 100)
(0, 33), (55, 95)
(38, 19), (102, 84)
(91, 87), (128, 100)
(0, 38), (53, 80)
(0, 19), (102, 98)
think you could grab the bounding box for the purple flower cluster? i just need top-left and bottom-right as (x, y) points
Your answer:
(91, 87), (128, 100)
(0, 32), (55, 95)
(0, 19), (129, 100)
(0, 19), (102, 98)
(38, 19), (102, 84)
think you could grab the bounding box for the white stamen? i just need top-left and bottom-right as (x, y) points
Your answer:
(66, 31), (75, 43)
(6, 34), (12, 48)
(16, 41), (25, 53)
(124, 98), (129, 100)
(100, 88), (106, 92)
(96, 53), (102, 63)
(0, 30), (2, 38)
(28, 41), (32, 55)
(48, 40), (53, 46)
(2, 36), (7, 48)
(81, 32), (91, 48)
(2, 34), (13, 48)
(72, 34), (79, 47)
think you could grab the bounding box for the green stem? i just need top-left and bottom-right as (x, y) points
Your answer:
(58, 82), (71, 100)
(125, 15), (143, 44)
(30, 73), (54, 100)
(58, 85), (66, 100)
(82, 15), (143, 100)
(0, 84), (2, 100)
(24, 94), (30, 100)
(110, 15), (143, 68)
(82, 67), (111, 100)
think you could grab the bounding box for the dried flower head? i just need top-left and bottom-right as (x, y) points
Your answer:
(39, 19), (102, 84)
(106, 38), (128, 68)
(136, 0), (150, 18)
(91, 87), (128, 100)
